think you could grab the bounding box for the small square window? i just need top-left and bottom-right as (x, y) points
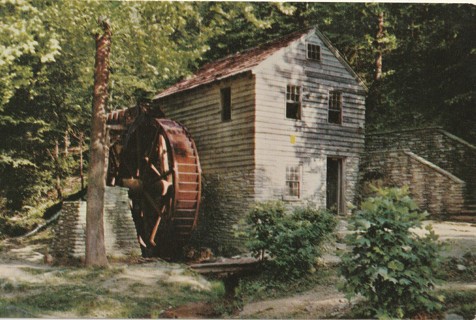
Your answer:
(307, 43), (321, 61)
(285, 166), (301, 198)
(221, 87), (231, 121)
(328, 91), (342, 124)
(286, 85), (301, 120)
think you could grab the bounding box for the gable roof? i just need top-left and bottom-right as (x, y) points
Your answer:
(153, 27), (366, 100)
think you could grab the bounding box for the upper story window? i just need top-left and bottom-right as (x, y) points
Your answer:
(286, 85), (301, 120)
(328, 91), (342, 124)
(285, 165), (301, 199)
(307, 43), (321, 61)
(221, 87), (231, 121)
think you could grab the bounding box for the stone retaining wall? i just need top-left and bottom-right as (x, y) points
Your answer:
(366, 127), (476, 209)
(362, 149), (466, 216)
(52, 186), (141, 261)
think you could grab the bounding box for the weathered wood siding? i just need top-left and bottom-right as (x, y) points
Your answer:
(156, 74), (256, 252)
(253, 32), (366, 212)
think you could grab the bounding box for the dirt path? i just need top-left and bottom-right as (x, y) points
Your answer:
(415, 220), (476, 257)
(239, 284), (355, 319)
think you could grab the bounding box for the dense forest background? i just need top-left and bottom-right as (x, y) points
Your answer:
(0, 1), (474, 235)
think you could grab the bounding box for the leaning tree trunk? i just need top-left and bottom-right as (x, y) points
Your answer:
(85, 17), (111, 267)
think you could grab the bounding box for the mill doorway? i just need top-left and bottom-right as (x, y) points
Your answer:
(326, 157), (344, 214)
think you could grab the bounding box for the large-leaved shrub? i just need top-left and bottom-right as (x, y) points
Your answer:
(339, 187), (443, 319)
(239, 201), (337, 279)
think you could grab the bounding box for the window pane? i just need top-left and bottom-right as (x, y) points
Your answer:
(285, 166), (300, 198)
(286, 85), (301, 120)
(328, 91), (342, 124)
(307, 44), (320, 61)
(329, 110), (341, 124)
(286, 102), (300, 119)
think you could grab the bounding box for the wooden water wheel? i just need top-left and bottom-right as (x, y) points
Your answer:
(106, 105), (201, 257)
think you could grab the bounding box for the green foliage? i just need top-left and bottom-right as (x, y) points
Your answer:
(236, 265), (337, 303)
(0, 1), (279, 226)
(240, 201), (337, 279)
(1, 2), (474, 231)
(439, 289), (476, 320)
(201, 3), (475, 143)
(339, 187), (443, 318)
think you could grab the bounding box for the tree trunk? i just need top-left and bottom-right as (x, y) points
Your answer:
(374, 12), (384, 81)
(54, 140), (62, 199)
(79, 132), (84, 190)
(85, 17), (111, 267)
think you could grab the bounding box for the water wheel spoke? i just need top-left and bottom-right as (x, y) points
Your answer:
(144, 156), (163, 179)
(107, 108), (201, 257)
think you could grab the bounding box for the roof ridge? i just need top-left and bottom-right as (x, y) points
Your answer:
(153, 27), (314, 99)
(195, 27), (313, 73)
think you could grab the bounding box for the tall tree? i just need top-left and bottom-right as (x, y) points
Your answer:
(1, 2), (474, 236)
(85, 17), (111, 267)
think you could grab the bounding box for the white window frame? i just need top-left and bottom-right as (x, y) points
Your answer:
(306, 43), (321, 61)
(285, 84), (302, 120)
(328, 90), (343, 124)
(283, 165), (302, 201)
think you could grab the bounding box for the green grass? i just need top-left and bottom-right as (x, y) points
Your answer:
(236, 264), (338, 303)
(438, 289), (476, 320)
(0, 265), (225, 318)
(436, 252), (476, 282)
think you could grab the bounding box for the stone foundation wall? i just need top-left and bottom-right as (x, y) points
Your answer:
(362, 149), (466, 216)
(191, 169), (255, 255)
(52, 187), (141, 261)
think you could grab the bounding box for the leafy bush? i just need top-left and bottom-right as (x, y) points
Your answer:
(239, 201), (337, 279)
(339, 186), (443, 319)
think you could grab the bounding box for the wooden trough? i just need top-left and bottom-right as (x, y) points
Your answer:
(190, 257), (261, 298)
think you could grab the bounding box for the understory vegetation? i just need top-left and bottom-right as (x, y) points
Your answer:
(233, 188), (475, 319)
(339, 187), (443, 318)
(238, 201), (337, 279)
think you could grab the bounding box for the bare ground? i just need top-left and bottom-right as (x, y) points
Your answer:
(0, 220), (475, 318)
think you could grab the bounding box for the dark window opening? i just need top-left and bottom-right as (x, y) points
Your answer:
(327, 158), (343, 214)
(286, 85), (301, 120)
(307, 43), (321, 61)
(328, 91), (342, 124)
(221, 87), (231, 121)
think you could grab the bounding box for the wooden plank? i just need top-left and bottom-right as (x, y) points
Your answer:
(178, 181), (200, 191)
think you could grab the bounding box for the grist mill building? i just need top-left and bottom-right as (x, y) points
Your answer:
(153, 27), (367, 251)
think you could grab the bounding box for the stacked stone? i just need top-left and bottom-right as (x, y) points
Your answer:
(103, 186), (141, 258)
(362, 149), (465, 216)
(51, 201), (86, 259)
(52, 186), (141, 261)
(365, 127), (476, 217)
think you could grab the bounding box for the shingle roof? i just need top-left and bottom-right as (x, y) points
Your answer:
(153, 28), (313, 99)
